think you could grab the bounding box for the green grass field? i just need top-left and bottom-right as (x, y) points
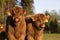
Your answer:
(43, 33), (60, 40)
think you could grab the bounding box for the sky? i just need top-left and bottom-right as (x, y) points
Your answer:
(33, 0), (60, 14)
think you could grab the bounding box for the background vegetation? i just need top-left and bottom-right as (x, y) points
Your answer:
(44, 10), (60, 33)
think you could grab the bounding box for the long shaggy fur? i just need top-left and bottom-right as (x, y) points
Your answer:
(7, 6), (26, 40)
(25, 14), (49, 40)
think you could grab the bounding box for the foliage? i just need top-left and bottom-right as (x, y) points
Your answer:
(45, 10), (59, 33)
(0, 0), (16, 24)
(21, 0), (34, 15)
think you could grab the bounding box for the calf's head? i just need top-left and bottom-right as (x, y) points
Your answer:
(32, 14), (50, 29)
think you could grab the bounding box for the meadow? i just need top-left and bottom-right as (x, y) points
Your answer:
(43, 33), (60, 40)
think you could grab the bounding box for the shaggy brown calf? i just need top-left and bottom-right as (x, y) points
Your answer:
(7, 6), (26, 40)
(25, 14), (50, 40)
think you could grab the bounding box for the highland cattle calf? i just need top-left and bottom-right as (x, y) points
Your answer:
(6, 6), (26, 40)
(25, 14), (50, 40)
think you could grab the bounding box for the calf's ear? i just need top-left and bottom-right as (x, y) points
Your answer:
(23, 9), (26, 15)
(45, 19), (48, 23)
(7, 9), (12, 16)
(31, 16), (35, 21)
(45, 15), (50, 23)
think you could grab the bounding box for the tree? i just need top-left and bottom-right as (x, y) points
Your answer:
(0, 0), (16, 23)
(45, 10), (58, 33)
(0, 0), (6, 23)
(49, 18), (58, 33)
(44, 11), (51, 33)
(21, 0), (34, 15)
(7, 0), (16, 9)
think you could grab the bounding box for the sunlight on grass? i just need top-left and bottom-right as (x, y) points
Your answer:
(43, 33), (60, 40)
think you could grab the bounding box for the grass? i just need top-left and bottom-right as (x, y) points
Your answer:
(43, 33), (60, 40)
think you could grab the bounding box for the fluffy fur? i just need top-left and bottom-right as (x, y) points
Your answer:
(7, 6), (26, 40)
(25, 14), (49, 40)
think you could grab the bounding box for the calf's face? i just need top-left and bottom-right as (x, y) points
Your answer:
(33, 14), (50, 28)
